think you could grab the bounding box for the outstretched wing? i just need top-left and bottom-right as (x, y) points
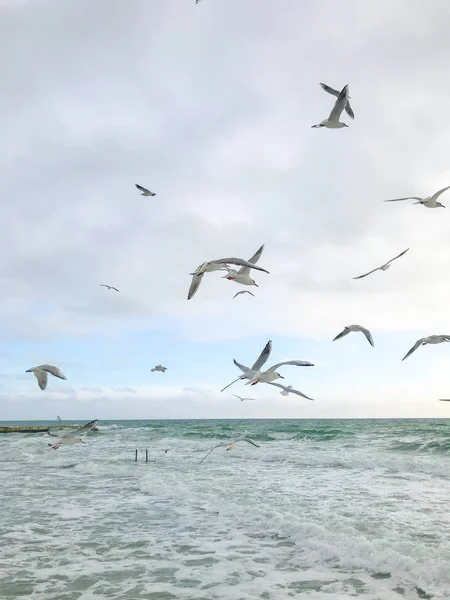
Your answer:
(328, 85), (349, 121)
(63, 419), (98, 439)
(135, 183), (150, 193)
(333, 328), (350, 342)
(432, 185), (450, 201)
(251, 340), (272, 371)
(359, 327), (374, 347)
(402, 338), (425, 361)
(233, 290), (255, 299)
(187, 272), (204, 300)
(233, 436), (260, 448)
(47, 429), (60, 438)
(199, 443), (224, 464)
(383, 196), (422, 203)
(353, 266), (381, 280)
(267, 360), (314, 371)
(237, 244), (264, 275)
(265, 381), (314, 401)
(213, 258), (269, 274)
(385, 248), (410, 267)
(34, 370), (48, 390)
(233, 359), (251, 373)
(345, 99), (355, 119)
(319, 82), (340, 97)
(39, 365), (67, 380)
(220, 374), (248, 393)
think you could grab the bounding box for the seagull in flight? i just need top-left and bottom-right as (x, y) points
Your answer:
(312, 84), (350, 129)
(56, 415), (62, 422)
(233, 290), (256, 299)
(26, 365), (67, 390)
(247, 360), (314, 385)
(220, 340), (272, 392)
(353, 248), (409, 280)
(319, 82), (354, 119)
(199, 435), (259, 463)
(151, 365), (167, 372)
(135, 184), (156, 197)
(100, 284), (120, 292)
(333, 325), (374, 347)
(188, 254), (269, 300)
(222, 244), (265, 289)
(47, 419), (98, 450)
(383, 185), (450, 209)
(402, 335), (450, 361)
(232, 394), (256, 402)
(265, 382), (314, 401)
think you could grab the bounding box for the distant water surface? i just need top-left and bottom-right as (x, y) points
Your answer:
(0, 418), (449, 599)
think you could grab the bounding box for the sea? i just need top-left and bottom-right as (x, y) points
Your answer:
(0, 419), (449, 600)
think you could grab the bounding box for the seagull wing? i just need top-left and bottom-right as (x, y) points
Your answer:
(233, 436), (260, 448)
(328, 84), (349, 121)
(384, 248), (410, 267)
(266, 359), (314, 371)
(265, 381), (314, 401)
(402, 338), (425, 361)
(34, 369), (48, 390)
(319, 82), (340, 97)
(251, 340), (272, 371)
(220, 374), (249, 393)
(110, 287), (120, 292)
(213, 257), (269, 274)
(237, 244), (265, 275)
(345, 99), (355, 119)
(199, 443), (226, 463)
(72, 419), (98, 436)
(187, 272), (204, 300)
(358, 326), (374, 347)
(353, 266), (381, 280)
(39, 365), (67, 380)
(383, 196), (423, 203)
(432, 185), (450, 201)
(100, 284), (110, 289)
(47, 429), (60, 438)
(135, 184), (150, 194)
(333, 328), (350, 342)
(233, 359), (251, 373)
(439, 399), (450, 402)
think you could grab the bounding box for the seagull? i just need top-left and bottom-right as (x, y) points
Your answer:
(47, 419), (98, 450)
(233, 290), (256, 299)
(100, 284), (120, 292)
(353, 248), (409, 280)
(135, 184), (156, 196)
(312, 84), (350, 129)
(402, 335), (450, 361)
(319, 82), (354, 119)
(187, 255), (269, 300)
(151, 365), (167, 372)
(199, 435), (260, 463)
(246, 360), (314, 385)
(439, 399), (450, 402)
(222, 244), (265, 289)
(220, 340), (272, 392)
(265, 382), (314, 401)
(333, 325), (374, 347)
(56, 415), (62, 422)
(232, 394), (256, 402)
(26, 365), (67, 390)
(383, 185), (450, 209)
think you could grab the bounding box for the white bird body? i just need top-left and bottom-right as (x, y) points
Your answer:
(383, 185), (450, 209)
(353, 248), (409, 280)
(333, 325), (374, 346)
(151, 365), (167, 372)
(199, 435), (259, 463)
(402, 335), (450, 361)
(220, 341), (272, 392)
(26, 364), (67, 390)
(222, 271), (258, 286)
(312, 84), (350, 129)
(47, 419), (98, 450)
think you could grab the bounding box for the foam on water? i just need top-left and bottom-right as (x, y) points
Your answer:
(0, 418), (449, 599)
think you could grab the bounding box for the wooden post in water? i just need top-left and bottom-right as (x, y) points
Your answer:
(145, 449), (148, 463)
(135, 449), (138, 462)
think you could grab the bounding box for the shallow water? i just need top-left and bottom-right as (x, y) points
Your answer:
(1, 419), (449, 599)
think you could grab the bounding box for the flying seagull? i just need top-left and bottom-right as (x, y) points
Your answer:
(135, 184), (156, 197)
(26, 365), (67, 390)
(402, 335), (450, 361)
(188, 255), (269, 300)
(222, 244), (265, 289)
(100, 284), (120, 292)
(333, 325), (374, 347)
(199, 435), (259, 463)
(56, 415), (62, 422)
(151, 365), (167, 372)
(233, 290), (256, 299)
(47, 419), (98, 450)
(319, 82), (354, 119)
(265, 382), (314, 401)
(353, 248), (409, 280)
(232, 394), (256, 402)
(312, 84), (350, 129)
(220, 340), (272, 392)
(246, 360), (314, 385)
(383, 185), (450, 209)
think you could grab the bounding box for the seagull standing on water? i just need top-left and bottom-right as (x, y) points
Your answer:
(151, 365), (167, 372)
(100, 284), (120, 292)
(353, 248), (409, 280)
(319, 82), (354, 119)
(247, 360), (314, 385)
(26, 365), (67, 390)
(222, 244), (265, 289)
(187, 254), (269, 300)
(401, 335), (450, 361)
(135, 184), (156, 196)
(47, 419), (98, 450)
(383, 185), (450, 208)
(220, 340), (272, 392)
(199, 435), (260, 463)
(312, 84), (350, 129)
(333, 325), (374, 347)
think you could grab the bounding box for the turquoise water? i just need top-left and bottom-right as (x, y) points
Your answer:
(1, 419), (449, 599)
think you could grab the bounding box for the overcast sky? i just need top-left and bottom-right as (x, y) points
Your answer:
(1, 0), (450, 420)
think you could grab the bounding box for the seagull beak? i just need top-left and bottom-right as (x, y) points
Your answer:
(226, 444), (235, 451)
(253, 282), (259, 287)
(279, 375), (285, 379)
